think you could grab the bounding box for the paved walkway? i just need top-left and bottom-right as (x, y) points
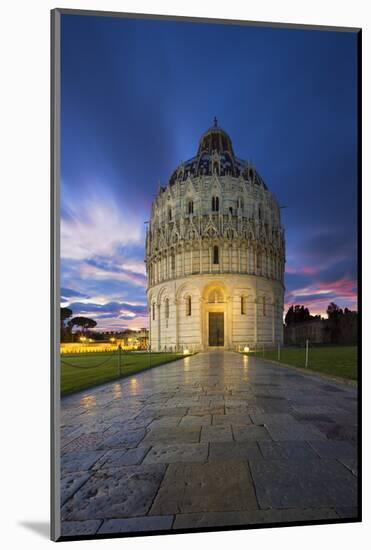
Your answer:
(60, 351), (358, 537)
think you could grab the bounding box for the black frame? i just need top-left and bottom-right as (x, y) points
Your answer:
(51, 8), (362, 542)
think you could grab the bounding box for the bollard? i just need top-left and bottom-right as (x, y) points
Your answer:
(118, 345), (122, 376)
(278, 341), (280, 361)
(305, 339), (309, 368)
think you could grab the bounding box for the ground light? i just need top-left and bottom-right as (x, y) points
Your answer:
(244, 346), (250, 353)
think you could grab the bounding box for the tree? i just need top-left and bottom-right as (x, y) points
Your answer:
(67, 316), (97, 337)
(60, 307), (73, 342)
(61, 307), (73, 323)
(326, 303), (357, 344)
(327, 302), (343, 320)
(285, 304), (312, 325)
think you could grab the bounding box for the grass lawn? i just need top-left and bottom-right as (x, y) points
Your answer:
(245, 345), (358, 380)
(60, 351), (185, 395)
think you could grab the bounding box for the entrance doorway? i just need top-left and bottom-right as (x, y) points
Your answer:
(209, 312), (224, 346)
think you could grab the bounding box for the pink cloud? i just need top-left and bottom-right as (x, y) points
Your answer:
(286, 265), (321, 275)
(285, 276), (358, 317)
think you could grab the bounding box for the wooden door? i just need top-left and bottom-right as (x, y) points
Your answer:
(209, 312), (224, 346)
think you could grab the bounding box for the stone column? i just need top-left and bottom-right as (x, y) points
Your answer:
(226, 295), (232, 349)
(175, 298), (179, 351)
(157, 304), (161, 351)
(148, 298), (152, 351)
(199, 297), (204, 351)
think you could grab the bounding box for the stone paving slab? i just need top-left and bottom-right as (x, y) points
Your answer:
(61, 450), (107, 473)
(200, 425), (233, 442)
(173, 507), (340, 529)
(212, 414), (252, 426)
(179, 415), (212, 427)
(249, 458), (357, 509)
(209, 441), (262, 461)
(188, 406), (226, 415)
(62, 465), (166, 521)
(232, 425), (272, 442)
(150, 461), (258, 515)
(98, 516), (174, 534)
(61, 472), (92, 506)
(141, 427), (201, 445)
(264, 422), (327, 441)
(335, 507), (359, 519)
(308, 440), (357, 459)
(62, 432), (104, 454)
(147, 416), (183, 429)
(98, 447), (150, 468)
(338, 458), (358, 476)
(144, 443), (208, 464)
(61, 519), (103, 537)
(258, 441), (319, 460)
(99, 428), (146, 450)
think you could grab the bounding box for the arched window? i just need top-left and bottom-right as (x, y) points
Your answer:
(241, 296), (246, 315)
(213, 245), (219, 264)
(212, 196), (219, 212)
(208, 289), (223, 303)
(263, 296), (266, 316)
(171, 253), (175, 271)
(188, 200), (194, 214)
(165, 298), (169, 319)
(186, 296), (192, 316)
(152, 303), (156, 321)
(258, 205), (262, 220)
(168, 207), (172, 221)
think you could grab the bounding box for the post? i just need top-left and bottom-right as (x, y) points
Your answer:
(278, 341), (280, 361)
(118, 345), (121, 376)
(263, 343), (265, 358)
(305, 339), (309, 368)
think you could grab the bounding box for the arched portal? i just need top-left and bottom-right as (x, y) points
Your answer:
(201, 282), (231, 350)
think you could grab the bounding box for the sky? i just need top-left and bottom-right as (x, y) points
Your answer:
(60, 14), (358, 331)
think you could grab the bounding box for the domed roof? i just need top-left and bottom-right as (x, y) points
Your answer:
(167, 119), (267, 190)
(197, 117), (235, 156)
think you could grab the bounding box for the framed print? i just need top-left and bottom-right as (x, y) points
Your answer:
(51, 8), (361, 541)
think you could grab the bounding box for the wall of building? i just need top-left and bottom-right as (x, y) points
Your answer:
(148, 274), (284, 351)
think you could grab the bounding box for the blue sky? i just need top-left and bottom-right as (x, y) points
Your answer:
(60, 14), (358, 331)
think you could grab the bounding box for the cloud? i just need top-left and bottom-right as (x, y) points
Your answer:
(285, 265), (321, 275)
(63, 299), (148, 326)
(84, 257), (147, 287)
(61, 187), (145, 261)
(61, 287), (89, 299)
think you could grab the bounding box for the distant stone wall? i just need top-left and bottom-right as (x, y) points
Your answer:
(284, 320), (331, 345)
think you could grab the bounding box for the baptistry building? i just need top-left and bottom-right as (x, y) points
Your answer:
(145, 120), (285, 351)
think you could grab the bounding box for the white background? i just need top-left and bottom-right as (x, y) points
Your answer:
(0, 0), (368, 548)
